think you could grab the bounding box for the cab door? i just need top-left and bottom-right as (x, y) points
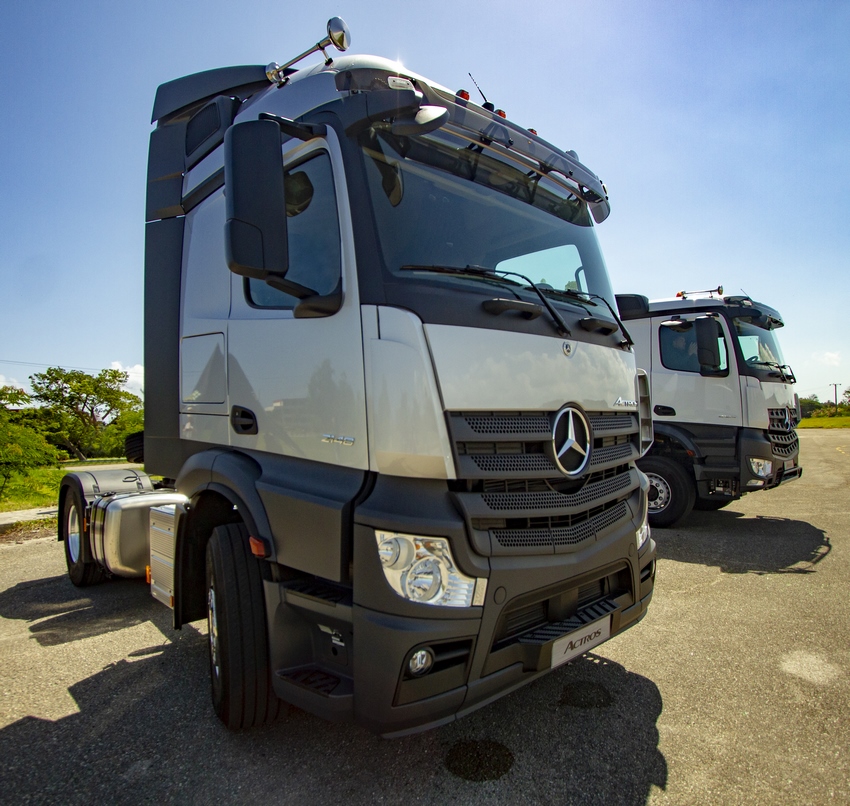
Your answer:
(650, 315), (742, 427)
(226, 131), (368, 470)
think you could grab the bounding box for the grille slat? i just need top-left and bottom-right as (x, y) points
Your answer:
(447, 410), (640, 555)
(766, 407), (799, 459)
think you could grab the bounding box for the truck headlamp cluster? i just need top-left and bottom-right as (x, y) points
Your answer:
(375, 531), (485, 608)
(636, 519), (651, 552)
(748, 457), (773, 478)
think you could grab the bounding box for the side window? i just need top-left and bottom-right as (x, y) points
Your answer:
(247, 151), (341, 309)
(660, 322), (728, 373)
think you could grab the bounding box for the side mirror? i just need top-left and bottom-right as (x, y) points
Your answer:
(695, 316), (722, 373)
(224, 119), (288, 280)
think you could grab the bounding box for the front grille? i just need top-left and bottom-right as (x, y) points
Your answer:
(448, 410), (640, 555)
(492, 501), (629, 551)
(767, 407), (799, 459)
(481, 471), (632, 512)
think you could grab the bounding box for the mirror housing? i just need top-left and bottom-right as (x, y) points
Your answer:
(695, 316), (722, 374)
(224, 119), (288, 280)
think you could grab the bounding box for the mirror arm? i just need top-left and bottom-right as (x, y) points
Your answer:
(259, 112), (327, 142)
(264, 274), (317, 299)
(294, 282), (344, 318)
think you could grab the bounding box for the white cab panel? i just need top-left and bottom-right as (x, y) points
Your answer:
(649, 315), (742, 427)
(180, 192), (231, 421)
(742, 376), (770, 429)
(226, 134), (368, 470)
(181, 333), (226, 404)
(425, 325), (637, 412)
(180, 412), (230, 445)
(363, 306), (454, 479)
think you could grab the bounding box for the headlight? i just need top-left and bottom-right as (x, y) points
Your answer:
(748, 457), (773, 478)
(375, 531), (486, 607)
(636, 519), (651, 551)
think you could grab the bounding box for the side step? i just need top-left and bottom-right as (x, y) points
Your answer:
(274, 665), (354, 722)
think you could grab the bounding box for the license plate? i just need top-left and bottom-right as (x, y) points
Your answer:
(550, 616), (611, 668)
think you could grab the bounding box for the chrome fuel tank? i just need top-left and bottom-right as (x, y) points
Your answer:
(90, 491), (187, 577)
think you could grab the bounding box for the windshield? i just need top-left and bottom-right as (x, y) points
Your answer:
(358, 126), (616, 309)
(733, 316), (789, 373)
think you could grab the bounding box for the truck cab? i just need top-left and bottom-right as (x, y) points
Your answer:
(617, 289), (802, 527)
(59, 19), (656, 736)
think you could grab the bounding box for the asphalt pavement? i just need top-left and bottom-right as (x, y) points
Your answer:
(0, 431), (847, 804)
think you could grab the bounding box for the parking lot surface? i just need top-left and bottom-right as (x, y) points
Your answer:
(1, 430), (847, 804)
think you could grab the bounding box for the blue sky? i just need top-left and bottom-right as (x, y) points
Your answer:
(1, 1), (848, 402)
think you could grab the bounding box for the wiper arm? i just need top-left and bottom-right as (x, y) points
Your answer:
(751, 360), (796, 383)
(400, 264), (522, 285)
(490, 268), (572, 337)
(401, 264), (570, 336)
(574, 292), (635, 347)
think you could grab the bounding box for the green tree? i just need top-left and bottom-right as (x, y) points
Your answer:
(798, 394), (822, 419)
(0, 386), (58, 496)
(29, 367), (143, 460)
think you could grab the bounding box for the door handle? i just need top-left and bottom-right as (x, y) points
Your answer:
(230, 406), (258, 435)
(654, 405), (676, 417)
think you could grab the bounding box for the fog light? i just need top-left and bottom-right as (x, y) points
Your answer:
(747, 479), (765, 487)
(408, 648), (435, 677)
(748, 457), (773, 478)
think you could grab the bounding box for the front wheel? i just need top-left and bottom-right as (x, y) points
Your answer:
(640, 456), (696, 528)
(61, 486), (104, 587)
(206, 523), (281, 730)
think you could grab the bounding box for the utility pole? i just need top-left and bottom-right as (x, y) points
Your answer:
(829, 383), (840, 415)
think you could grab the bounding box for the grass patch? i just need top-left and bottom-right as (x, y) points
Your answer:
(0, 466), (66, 512)
(798, 416), (850, 429)
(0, 516), (57, 544)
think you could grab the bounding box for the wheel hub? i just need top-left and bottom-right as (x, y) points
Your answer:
(67, 506), (81, 563)
(208, 585), (221, 680)
(646, 472), (672, 513)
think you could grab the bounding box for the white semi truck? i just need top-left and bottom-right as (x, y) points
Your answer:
(616, 288), (802, 528)
(58, 18), (656, 736)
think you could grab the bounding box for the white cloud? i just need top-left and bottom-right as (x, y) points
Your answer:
(0, 374), (21, 389)
(111, 362), (144, 398)
(812, 352), (842, 367)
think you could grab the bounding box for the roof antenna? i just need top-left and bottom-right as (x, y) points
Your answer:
(468, 72), (495, 111)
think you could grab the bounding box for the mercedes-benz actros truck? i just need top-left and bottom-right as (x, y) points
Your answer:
(58, 18), (656, 736)
(616, 287), (801, 528)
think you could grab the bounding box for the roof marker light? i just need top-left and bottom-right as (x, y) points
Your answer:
(528, 128), (538, 135)
(496, 109), (506, 118)
(456, 89), (470, 100)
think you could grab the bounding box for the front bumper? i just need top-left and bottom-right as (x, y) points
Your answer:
(349, 523), (656, 737)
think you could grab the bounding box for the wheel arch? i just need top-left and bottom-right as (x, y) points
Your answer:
(173, 449), (275, 628)
(645, 423), (703, 472)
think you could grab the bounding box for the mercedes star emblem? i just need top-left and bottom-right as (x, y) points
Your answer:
(551, 406), (592, 477)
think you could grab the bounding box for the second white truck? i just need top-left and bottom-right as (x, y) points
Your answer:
(616, 288), (802, 527)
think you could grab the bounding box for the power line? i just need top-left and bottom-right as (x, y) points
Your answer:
(0, 358), (118, 372)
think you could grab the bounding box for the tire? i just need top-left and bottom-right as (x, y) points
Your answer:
(61, 486), (105, 587)
(640, 456), (696, 528)
(693, 498), (732, 511)
(124, 431), (144, 464)
(206, 523), (281, 730)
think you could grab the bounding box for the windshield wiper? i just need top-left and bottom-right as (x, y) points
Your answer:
(400, 264), (522, 285)
(401, 264), (571, 337)
(749, 360), (796, 383)
(398, 264), (638, 345)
